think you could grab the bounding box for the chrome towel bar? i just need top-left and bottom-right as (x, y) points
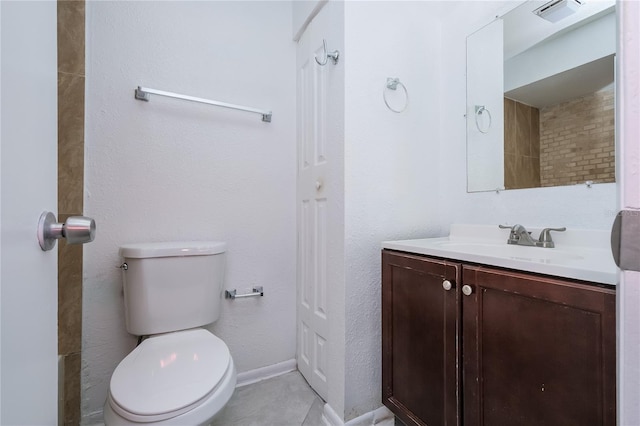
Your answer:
(134, 86), (272, 123)
(225, 286), (264, 299)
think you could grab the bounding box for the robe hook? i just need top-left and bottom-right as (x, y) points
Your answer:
(315, 39), (339, 66)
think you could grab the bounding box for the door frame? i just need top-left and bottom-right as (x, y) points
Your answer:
(616, 1), (640, 424)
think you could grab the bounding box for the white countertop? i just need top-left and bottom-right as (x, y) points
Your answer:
(382, 224), (618, 285)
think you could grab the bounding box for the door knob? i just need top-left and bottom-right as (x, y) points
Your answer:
(462, 285), (473, 296)
(611, 210), (640, 271)
(442, 280), (453, 291)
(37, 211), (96, 251)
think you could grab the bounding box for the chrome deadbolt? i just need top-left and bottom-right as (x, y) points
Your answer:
(38, 211), (96, 251)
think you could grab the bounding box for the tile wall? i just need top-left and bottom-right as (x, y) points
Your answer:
(57, 1), (85, 424)
(504, 98), (541, 190)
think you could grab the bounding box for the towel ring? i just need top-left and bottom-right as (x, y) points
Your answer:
(384, 78), (408, 113)
(475, 105), (492, 133)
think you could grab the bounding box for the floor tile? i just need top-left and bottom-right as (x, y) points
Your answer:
(212, 371), (324, 426)
(301, 396), (324, 426)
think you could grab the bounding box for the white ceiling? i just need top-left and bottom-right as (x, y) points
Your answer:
(503, 0), (615, 107)
(503, 0), (615, 60)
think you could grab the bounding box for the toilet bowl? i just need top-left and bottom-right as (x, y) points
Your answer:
(104, 242), (236, 425)
(104, 329), (236, 425)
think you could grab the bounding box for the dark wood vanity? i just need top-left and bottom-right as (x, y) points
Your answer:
(382, 249), (616, 426)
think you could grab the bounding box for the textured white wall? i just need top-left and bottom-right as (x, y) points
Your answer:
(437, 1), (617, 230)
(292, 0), (327, 41)
(83, 1), (296, 421)
(342, 1), (445, 420)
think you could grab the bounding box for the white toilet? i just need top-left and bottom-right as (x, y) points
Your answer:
(103, 241), (237, 425)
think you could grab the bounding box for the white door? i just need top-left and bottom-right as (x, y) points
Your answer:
(616, 1), (640, 424)
(296, 19), (335, 401)
(1, 1), (59, 423)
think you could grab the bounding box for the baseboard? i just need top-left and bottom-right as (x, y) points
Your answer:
(322, 403), (394, 426)
(236, 358), (297, 388)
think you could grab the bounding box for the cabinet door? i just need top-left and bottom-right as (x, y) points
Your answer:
(462, 266), (616, 426)
(382, 250), (461, 426)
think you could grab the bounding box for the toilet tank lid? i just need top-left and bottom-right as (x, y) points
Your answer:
(120, 241), (226, 258)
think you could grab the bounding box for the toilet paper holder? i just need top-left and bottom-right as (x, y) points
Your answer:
(225, 286), (264, 299)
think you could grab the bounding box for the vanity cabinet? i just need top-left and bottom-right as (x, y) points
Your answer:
(382, 250), (616, 426)
(381, 251), (461, 426)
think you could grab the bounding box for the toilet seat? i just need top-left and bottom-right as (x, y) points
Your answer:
(109, 329), (231, 423)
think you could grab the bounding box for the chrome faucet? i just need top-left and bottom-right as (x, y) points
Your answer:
(499, 224), (566, 248)
(499, 224), (536, 246)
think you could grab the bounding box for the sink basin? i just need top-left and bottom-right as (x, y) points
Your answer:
(433, 241), (584, 263)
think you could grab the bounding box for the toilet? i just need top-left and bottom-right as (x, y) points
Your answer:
(103, 241), (236, 425)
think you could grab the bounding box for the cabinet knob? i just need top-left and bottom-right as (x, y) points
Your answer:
(442, 280), (453, 291)
(462, 285), (473, 296)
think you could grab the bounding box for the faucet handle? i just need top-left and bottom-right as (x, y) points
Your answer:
(538, 227), (566, 248)
(499, 224), (520, 235)
(499, 224), (523, 244)
(499, 224), (526, 235)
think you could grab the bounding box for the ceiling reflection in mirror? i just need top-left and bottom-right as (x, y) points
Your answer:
(466, 0), (616, 193)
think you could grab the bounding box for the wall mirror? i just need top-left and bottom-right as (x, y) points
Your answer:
(466, 0), (616, 193)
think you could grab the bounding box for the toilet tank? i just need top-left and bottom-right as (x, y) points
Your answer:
(119, 241), (226, 336)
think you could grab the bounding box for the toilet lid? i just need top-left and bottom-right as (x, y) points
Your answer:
(110, 329), (230, 417)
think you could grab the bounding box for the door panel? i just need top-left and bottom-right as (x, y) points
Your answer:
(296, 17), (331, 400)
(0, 1), (58, 423)
(382, 251), (460, 426)
(462, 266), (616, 426)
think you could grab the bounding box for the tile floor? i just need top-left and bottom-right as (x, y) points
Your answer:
(212, 371), (325, 426)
